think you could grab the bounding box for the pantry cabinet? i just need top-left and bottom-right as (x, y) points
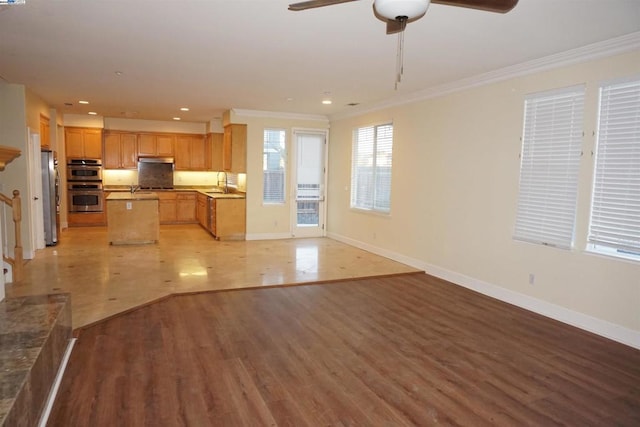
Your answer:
(104, 132), (137, 169)
(65, 127), (103, 159)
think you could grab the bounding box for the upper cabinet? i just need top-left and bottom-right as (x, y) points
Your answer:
(65, 127), (103, 159)
(175, 134), (209, 171)
(104, 131), (137, 169)
(223, 124), (247, 173)
(40, 115), (50, 150)
(209, 132), (224, 171)
(137, 133), (175, 157)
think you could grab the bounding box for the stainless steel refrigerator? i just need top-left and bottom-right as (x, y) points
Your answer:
(41, 150), (60, 246)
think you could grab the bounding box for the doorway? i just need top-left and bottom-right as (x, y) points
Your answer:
(291, 129), (327, 238)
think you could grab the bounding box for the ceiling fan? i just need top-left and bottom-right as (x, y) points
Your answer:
(288, 0), (519, 87)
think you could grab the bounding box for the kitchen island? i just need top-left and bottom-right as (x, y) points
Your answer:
(106, 192), (159, 245)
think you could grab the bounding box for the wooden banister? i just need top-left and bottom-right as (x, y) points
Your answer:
(1, 189), (24, 282)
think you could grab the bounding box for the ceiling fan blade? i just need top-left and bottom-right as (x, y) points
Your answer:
(288, 0), (359, 11)
(431, 0), (519, 13)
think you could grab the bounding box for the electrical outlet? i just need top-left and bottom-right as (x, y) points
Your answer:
(126, 202), (132, 210)
(528, 273), (535, 285)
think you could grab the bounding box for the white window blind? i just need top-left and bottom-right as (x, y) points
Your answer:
(351, 123), (393, 213)
(514, 85), (585, 249)
(263, 129), (286, 204)
(588, 78), (640, 259)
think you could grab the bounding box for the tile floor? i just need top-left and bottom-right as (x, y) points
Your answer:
(5, 225), (420, 328)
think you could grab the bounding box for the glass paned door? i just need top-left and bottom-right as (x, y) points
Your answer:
(292, 130), (326, 237)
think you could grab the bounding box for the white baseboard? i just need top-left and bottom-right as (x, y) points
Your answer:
(246, 232), (293, 241)
(327, 232), (640, 350)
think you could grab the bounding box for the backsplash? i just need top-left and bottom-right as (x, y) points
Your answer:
(102, 170), (246, 191)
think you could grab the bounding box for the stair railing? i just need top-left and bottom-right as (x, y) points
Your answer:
(1, 190), (24, 282)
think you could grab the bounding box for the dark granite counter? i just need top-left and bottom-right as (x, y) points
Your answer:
(0, 293), (72, 426)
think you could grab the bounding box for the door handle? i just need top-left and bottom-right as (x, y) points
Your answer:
(34, 196), (39, 200)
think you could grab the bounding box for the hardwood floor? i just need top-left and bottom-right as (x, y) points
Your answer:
(5, 225), (419, 328)
(48, 274), (640, 426)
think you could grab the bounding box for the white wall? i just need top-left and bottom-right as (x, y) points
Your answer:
(231, 110), (329, 239)
(327, 50), (640, 348)
(0, 82), (31, 262)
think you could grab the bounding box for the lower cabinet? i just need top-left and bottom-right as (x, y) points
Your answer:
(157, 191), (197, 224)
(196, 193), (208, 229)
(210, 198), (246, 240)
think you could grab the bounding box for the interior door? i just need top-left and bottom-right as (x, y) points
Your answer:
(291, 129), (327, 238)
(27, 128), (45, 254)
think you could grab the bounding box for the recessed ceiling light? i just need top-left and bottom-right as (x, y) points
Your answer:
(173, 117), (181, 121)
(286, 97), (294, 102)
(322, 99), (332, 105)
(180, 107), (189, 112)
(115, 71), (123, 76)
(88, 112), (97, 115)
(79, 100), (89, 104)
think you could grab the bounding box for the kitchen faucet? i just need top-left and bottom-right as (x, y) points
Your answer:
(130, 184), (140, 193)
(217, 171), (228, 193)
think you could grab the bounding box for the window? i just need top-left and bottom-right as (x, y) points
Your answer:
(587, 78), (640, 261)
(351, 123), (393, 213)
(514, 85), (585, 249)
(263, 129), (286, 204)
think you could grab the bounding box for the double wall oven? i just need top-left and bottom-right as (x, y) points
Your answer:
(67, 158), (103, 212)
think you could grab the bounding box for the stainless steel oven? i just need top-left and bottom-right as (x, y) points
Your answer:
(67, 158), (102, 182)
(68, 182), (103, 212)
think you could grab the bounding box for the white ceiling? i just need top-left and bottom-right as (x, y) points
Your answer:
(1, 0), (639, 123)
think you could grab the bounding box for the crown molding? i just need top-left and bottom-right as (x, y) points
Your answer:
(232, 108), (329, 122)
(331, 31), (640, 121)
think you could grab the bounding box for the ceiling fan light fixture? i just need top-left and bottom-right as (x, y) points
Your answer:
(374, 0), (430, 21)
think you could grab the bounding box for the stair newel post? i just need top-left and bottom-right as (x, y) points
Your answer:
(12, 189), (23, 282)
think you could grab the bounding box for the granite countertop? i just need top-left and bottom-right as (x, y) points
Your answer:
(0, 294), (72, 425)
(106, 192), (159, 201)
(103, 187), (245, 199)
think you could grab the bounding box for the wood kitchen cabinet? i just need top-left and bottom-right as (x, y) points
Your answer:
(40, 115), (50, 150)
(175, 134), (208, 171)
(176, 192), (197, 222)
(157, 191), (197, 224)
(209, 132), (224, 171)
(223, 124), (247, 173)
(197, 192), (208, 229)
(137, 133), (175, 157)
(65, 127), (103, 159)
(210, 197), (246, 240)
(104, 132), (137, 169)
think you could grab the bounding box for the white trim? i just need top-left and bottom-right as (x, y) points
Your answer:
(232, 108), (329, 123)
(38, 338), (76, 427)
(246, 232), (293, 241)
(327, 231), (640, 350)
(331, 31), (640, 121)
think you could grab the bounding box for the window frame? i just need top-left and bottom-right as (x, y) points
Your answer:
(586, 76), (640, 262)
(350, 122), (394, 215)
(513, 85), (585, 250)
(262, 128), (287, 205)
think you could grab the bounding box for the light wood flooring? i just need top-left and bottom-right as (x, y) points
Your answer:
(5, 225), (420, 328)
(48, 274), (640, 426)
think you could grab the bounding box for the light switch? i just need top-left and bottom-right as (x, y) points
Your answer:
(126, 202), (132, 210)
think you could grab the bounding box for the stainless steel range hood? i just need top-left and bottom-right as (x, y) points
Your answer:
(138, 157), (174, 189)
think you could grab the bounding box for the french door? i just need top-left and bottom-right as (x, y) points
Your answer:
(291, 129), (327, 237)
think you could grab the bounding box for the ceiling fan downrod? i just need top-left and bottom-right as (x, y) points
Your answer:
(395, 16), (408, 90)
